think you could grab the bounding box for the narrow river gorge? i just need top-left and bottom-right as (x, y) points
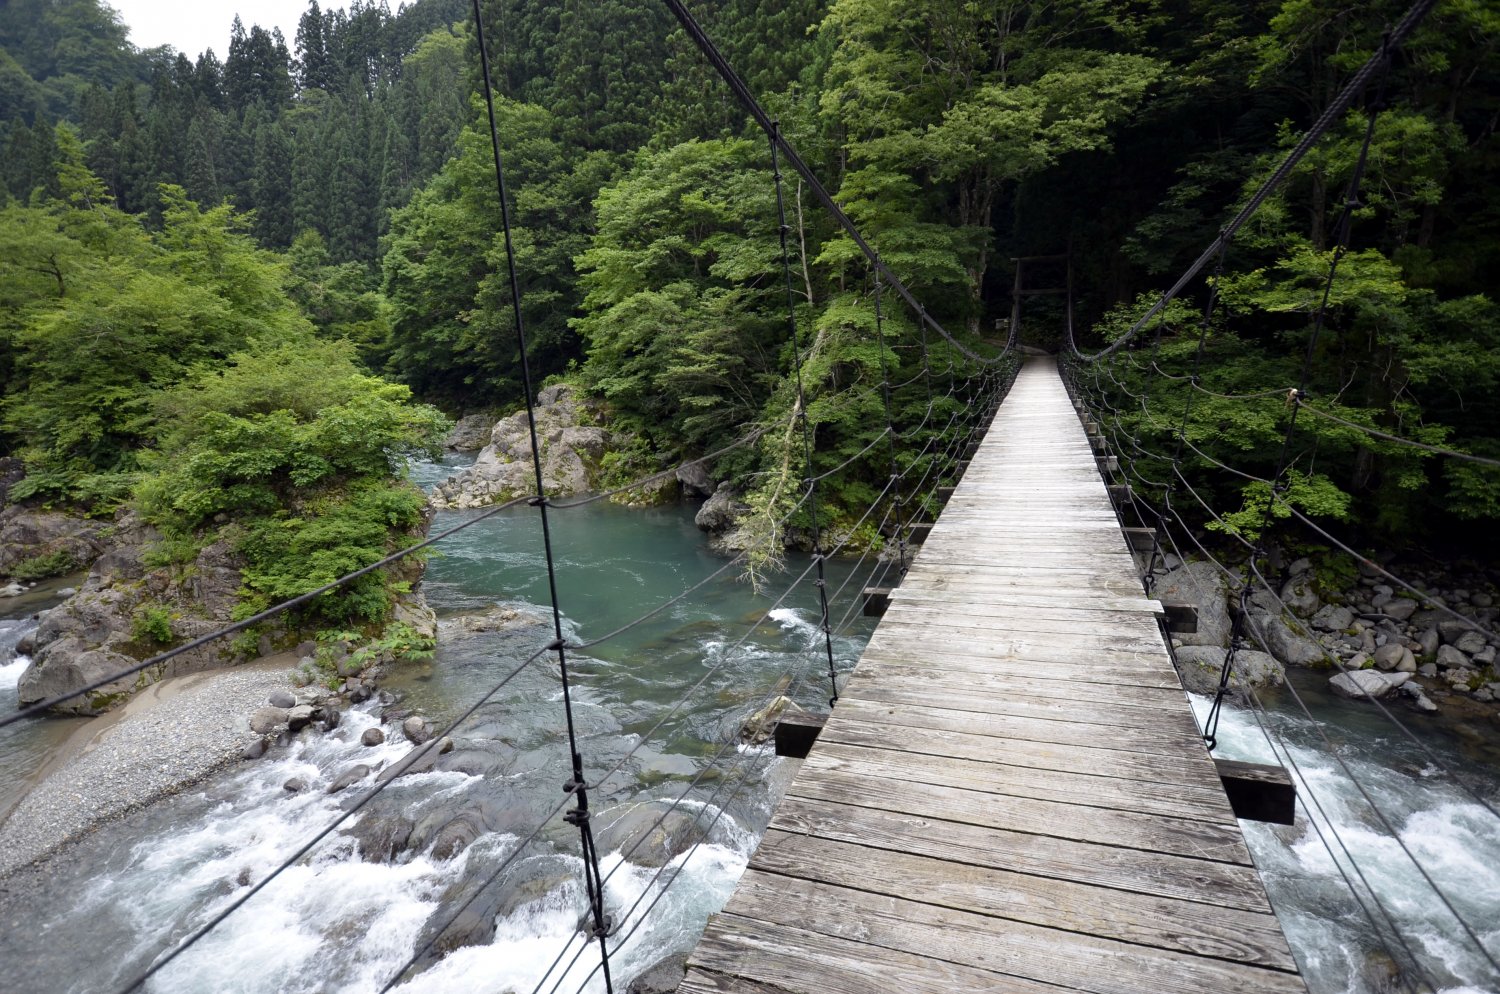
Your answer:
(0, 458), (1496, 994)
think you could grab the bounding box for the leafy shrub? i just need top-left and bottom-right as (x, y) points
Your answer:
(130, 602), (174, 645)
(8, 548), (78, 580)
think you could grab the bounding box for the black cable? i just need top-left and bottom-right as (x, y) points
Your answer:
(1073, 0), (1439, 361)
(527, 714), (774, 994)
(1069, 396), (1448, 993)
(377, 444), (923, 990)
(766, 114), (998, 707)
(112, 642), (551, 994)
(658, 0), (1007, 368)
(102, 369), (976, 991)
(1292, 400), (1500, 469)
(1138, 505), (1433, 994)
(470, 2), (614, 984)
(0, 491), (527, 729)
(1078, 362), (1500, 822)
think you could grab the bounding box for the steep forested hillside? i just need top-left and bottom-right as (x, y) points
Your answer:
(2, 0), (1498, 577)
(1, 0), (468, 261)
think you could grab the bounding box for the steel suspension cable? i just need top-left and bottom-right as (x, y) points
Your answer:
(470, 1), (615, 985)
(112, 642), (551, 994)
(873, 271), (912, 579)
(1064, 382), (1453, 990)
(1074, 0), (1438, 361)
(658, 0), (1006, 367)
(770, 123), (840, 707)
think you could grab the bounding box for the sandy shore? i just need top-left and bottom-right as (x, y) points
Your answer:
(0, 656), (298, 878)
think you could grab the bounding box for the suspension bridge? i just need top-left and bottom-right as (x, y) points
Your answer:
(677, 355), (1306, 994)
(7, 0), (1499, 991)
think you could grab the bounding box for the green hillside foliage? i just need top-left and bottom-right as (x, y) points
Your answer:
(1, 0), (1497, 570)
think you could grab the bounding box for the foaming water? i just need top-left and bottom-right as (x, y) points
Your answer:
(1, 610), (89, 813)
(0, 652), (27, 692)
(1189, 691), (1500, 993)
(0, 470), (875, 993)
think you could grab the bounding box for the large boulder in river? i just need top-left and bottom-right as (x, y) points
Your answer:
(1154, 562), (1232, 648)
(16, 505), (435, 714)
(595, 802), (705, 868)
(429, 385), (622, 509)
(1279, 575), (1320, 619)
(444, 413), (496, 452)
(630, 954), (688, 994)
(16, 517), (259, 713)
(1330, 669), (1410, 701)
(1245, 611), (1330, 668)
(1173, 645), (1284, 696)
(0, 505), (111, 580)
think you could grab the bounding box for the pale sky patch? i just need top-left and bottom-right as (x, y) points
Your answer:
(105, 0), (318, 60)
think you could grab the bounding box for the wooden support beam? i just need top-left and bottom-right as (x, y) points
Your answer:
(1215, 758), (1296, 825)
(862, 586), (894, 618)
(908, 522), (932, 544)
(1122, 527), (1157, 552)
(1089, 435), (1108, 453)
(956, 460), (970, 476)
(1107, 484), (1133, 505)
(774, 712), (828, 759)
(937, 486), (956, 502)
(1096, 455), (1118, 474)
(1159, 601), (1199, 634)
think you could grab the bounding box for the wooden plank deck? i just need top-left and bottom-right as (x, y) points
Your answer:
(681, 356), (1305, 994)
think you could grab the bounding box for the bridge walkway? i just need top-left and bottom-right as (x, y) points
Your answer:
(679, 356), (1306, 994)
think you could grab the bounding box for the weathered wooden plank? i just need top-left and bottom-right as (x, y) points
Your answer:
(803, 741), (1235, 823)
(861, 634), (1180, 671)
(885, 589), (1165, 615)
(1216, 758), (1298, 826)
(689, 915), (1074, 994)
(677, 967), (795, 994)
(877, 612), (1167, 639)
(897, 575), (1147, 598)
(855, 647), (1185, 687)
(815, 717), (1226, 792)
(826, 697), (1205, 754)
(787, 763), (1254, 864)
(846, 659), (1190, 708)
(767, 797), (1276, 912)
(773, 711), (827, 759)
(719, 874), (1304, 994)
(746, 837), (1297, 970)
(837, 676), (1203, 735)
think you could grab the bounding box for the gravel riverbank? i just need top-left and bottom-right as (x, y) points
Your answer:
(0, 658), (297, 878)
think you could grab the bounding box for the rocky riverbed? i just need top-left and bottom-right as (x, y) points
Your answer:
(1155, 554), (1499, 730)
(0, 660), (300, 877)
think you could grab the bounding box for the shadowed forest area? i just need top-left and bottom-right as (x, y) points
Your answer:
(2, 0), (1498, 601)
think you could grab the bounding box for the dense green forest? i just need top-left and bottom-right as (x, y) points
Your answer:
(2, 0), (1498, 613)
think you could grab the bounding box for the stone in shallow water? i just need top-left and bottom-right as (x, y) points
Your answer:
(248, 706), (288, 735)
(327, 764), (372, 794)
(1329, 670), (1410, 701)
(1435, 644), (1469, 670)
(1383, 598), (1418, 622)
(1311, 604), (1354, 632)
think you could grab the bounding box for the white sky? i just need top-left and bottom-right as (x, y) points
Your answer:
(106, 1), (316, 59)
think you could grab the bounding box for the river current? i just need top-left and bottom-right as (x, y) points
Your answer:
(0, 455), (1496, 993)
